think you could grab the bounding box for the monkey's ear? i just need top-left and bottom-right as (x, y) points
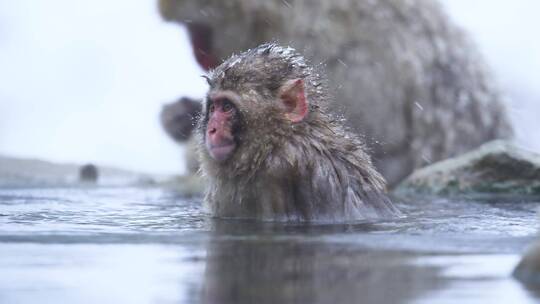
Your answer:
(278, 79), (309, 123)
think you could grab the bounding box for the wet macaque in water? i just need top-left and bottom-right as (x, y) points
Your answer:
(198, 44), (399, 221)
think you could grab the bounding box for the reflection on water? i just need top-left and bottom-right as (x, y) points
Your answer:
(0, 244), (205, 304)
(0, 187), (539, 303)
(201, 235), (443, 304)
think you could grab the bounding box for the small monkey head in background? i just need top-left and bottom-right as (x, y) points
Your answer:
(160, 97), (202, 143)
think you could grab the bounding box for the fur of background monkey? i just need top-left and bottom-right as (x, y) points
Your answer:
(159, 0), (512, 186)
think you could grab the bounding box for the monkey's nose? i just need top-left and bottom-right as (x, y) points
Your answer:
(208, 127), (217, 135)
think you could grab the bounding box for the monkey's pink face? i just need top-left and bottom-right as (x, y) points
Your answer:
(205, 93), (238, 162)
(203, 79), (308, 163)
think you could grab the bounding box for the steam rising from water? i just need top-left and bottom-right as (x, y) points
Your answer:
(0, 0), (207, 174)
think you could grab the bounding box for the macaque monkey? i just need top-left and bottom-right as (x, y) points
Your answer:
(160, 97), (201, 173)
(198, 44), (399, 221)
(161, 97), (201, 143)
(160, 0), (512, 186)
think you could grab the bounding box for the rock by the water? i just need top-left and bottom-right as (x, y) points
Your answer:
(0, 155), (205, 197)
(395, 140), (540, 196)
(161, 174), (205, 197)
(0, 155), (154, 188)
(514, 242), (540, 285)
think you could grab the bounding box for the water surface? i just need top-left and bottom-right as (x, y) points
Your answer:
(0, 186), (539, 303)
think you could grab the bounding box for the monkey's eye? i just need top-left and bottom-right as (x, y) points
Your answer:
(221, 99), (234, 112)
(208, 103), (216, 113)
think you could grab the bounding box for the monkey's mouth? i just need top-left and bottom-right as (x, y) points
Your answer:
(186, 23), (217, 71)
(207, 142), (236, 162)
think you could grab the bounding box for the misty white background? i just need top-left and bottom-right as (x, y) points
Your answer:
(0, 0), (538, 175)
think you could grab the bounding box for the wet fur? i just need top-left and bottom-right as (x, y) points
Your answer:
(197, 44), (399, 222)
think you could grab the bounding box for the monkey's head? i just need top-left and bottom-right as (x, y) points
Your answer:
(161, 97), (202, 143)
(198, 43), (327, 176)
